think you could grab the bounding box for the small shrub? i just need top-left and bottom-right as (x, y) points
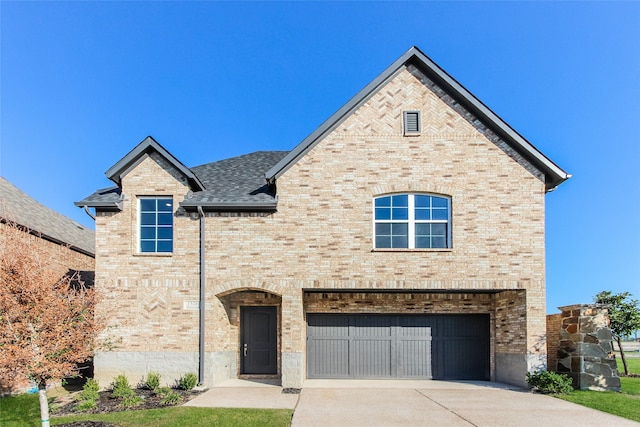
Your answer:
(526, 370), (574, 394)
(80, 378), (100, 402)
(156, 386), (172, 397)
(76, 399), (96, 411)
(111, 374), (134, 398)
(160, 390), (181, 405)
(177, 372), (198, 390)
(121, 394), (143, 408)
(144, 371), (161, 391)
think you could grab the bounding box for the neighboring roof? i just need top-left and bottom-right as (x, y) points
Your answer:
(265, 46), (570, 192)
(0, 176), (95, 256)
(183, 151), (289, 211)
(105, 136), (205, 191)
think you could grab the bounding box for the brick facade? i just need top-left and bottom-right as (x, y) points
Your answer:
(92, 60), (555, 389)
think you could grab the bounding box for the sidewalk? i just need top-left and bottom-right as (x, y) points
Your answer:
(183, 379), (298, 409)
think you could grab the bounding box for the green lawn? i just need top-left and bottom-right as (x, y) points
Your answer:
(617, 354), (640, 374)
(556, 357), (640, 423)
(0, 394), (292, 427)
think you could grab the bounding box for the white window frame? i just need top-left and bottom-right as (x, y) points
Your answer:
(373, 193), (451, 249)
(138, 197), (174, 254)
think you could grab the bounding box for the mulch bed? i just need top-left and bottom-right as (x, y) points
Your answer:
(53, 388), (204, 425)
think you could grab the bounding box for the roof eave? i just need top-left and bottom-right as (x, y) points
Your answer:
(73, 200), (123, 211)
(180, 201), (277, 212)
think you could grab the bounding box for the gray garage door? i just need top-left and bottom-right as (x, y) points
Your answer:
(306, 314), (489, 380)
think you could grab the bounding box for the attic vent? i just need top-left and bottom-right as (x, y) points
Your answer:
(403, 111), (421, 135)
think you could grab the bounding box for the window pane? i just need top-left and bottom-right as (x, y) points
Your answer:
(376, 236), (391, 248)
(391, 223), (408, 236)
(139, 198), (173, 254)
(140, 199), (156, 211)
(392, 194), (408, 206)
(140, 240), (155, 252)
(432, 197), (448, 208)
(375, 196), (391, 207)
(414, 195), (430, 208)
(141, 213), (156, 225)
(415, 223), (430, 236)
(415, 236), (430, 248)
(415, 208), (430, 220)
(431, 236), (446, 248)
(157, 213), (173, 226)
(432, 223), (447, 236)
(392, 207), (408, 220)
(157, 227), (173, 239)
(140, 227), (156, 239)
(392, 235), (408, 248)
(432, 208), (448, 221)
(157, 240), (173, 253)
(375, 223), (391, 235)
(157, 199), (173, 211)
(375, 207), (391, 220)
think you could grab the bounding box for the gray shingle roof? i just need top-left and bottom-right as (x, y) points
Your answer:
(76, 150), (289, 212)
(1, 177), (95, 256)
(184, 151), (289, 209)
(75, 186), (122, 209)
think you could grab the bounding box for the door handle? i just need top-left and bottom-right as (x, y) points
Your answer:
(243, 344), (248, 357)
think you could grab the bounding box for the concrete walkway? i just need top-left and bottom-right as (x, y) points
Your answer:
(185, 379), (640, 426)
(183, 379), (299, 409)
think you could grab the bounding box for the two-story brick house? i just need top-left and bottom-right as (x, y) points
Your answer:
(77, 46), (569, 388)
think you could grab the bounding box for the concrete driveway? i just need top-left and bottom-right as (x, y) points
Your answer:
(292, 380), (639, 427)
(185, 379), (639, 426)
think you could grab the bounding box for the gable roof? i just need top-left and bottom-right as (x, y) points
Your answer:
(265, 46), (570, 192)
(105, 136), (205, 191)
(76, 149), (288, 212)
(1, 176), (95, 256)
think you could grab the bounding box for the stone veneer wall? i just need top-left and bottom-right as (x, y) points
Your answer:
(556, 304), (620, 390)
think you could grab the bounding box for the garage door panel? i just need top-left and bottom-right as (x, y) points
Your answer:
(306, 314), (488, 380)
(398, 339), (432, 378)
(307, 339), (350, 378)
(352, 339), (392, 377)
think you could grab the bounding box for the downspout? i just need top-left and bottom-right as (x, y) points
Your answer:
(82, 205), (96, 220)
(197, 206), (206, 385)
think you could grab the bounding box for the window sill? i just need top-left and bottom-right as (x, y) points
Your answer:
(371, 248), (452, 253)
(133, 252), (173, 257)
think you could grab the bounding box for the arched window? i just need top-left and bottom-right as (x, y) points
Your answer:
(374, 194), (451, 249)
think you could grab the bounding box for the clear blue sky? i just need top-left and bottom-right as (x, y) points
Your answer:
(1, 1), (638, 313)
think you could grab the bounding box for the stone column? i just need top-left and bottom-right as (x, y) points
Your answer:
(556, 304), (620, 390)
